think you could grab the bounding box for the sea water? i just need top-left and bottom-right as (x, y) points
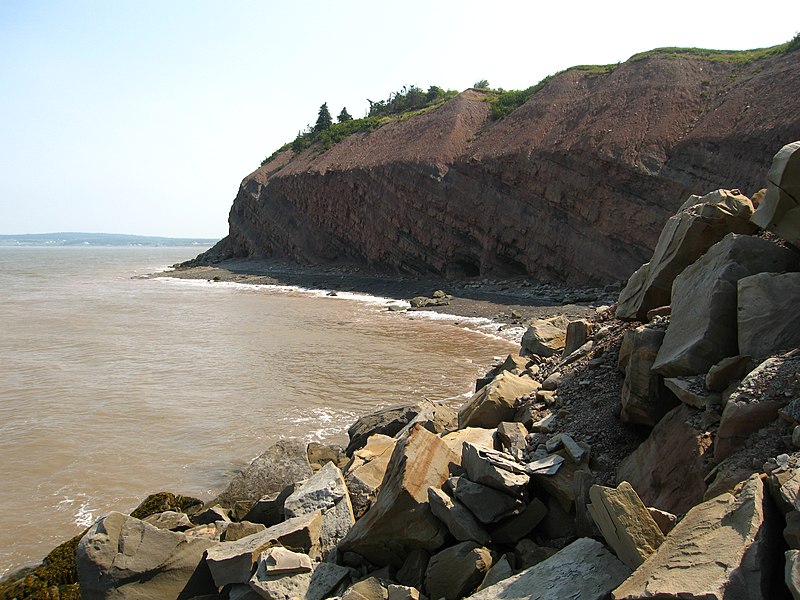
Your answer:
(0, 246), (516, 576)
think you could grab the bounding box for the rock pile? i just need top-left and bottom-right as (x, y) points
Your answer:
(4, 142), (800, 599)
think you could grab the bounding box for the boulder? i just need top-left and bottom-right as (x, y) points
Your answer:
(521, 315), (570, 357)
(612, 475), (781, 600)
(587, 482), (665, 570)
(306, 562), (353, 600)
(307, 442), (347, 471)
(619, 324), (678, 425)
(715, 355), (800, 461)
(562, 319), (591, 357)
(617, 404), (712, 515)
(652, 233), (797, 376)
(342, 577), (388, 600)
(344, 434), (397, 519)
(222, 522), (267, 542)
(447, 476), (525, 524)
(751, 140), (800, 246)
(786, 511), (800, 549)
(461, 442), (530, 494)
(440, 427), (496, 455)
(396, 549), (430, 590)
(241, 485), (296, 527)
(346, 400), (455, 455)
(76, 511), (217, 600)
(787, 550), (800, 600)
(248, 549), (313, 600)
(466, 537), (630, 600)
(489, 497), (547, 545)
(513, 539), (557, 571)
(530, 450), (589, 512)
(387, 584), (425, 600)
(646, 507), (677, 535)
(497, 422), (528, 458)
(616, 189), (756, 321)
(458, 372), (541, 429)
(476, 554), (513, 592)
(337, 424), (458, 566)
(216, 439), (313, 512)
(428, 486), (490, 545)
(205, 511), (323, 587)
(143, 510), (193, 531)
(738, 272), (800, 358)
(425, 542), (493, 600)
(705, 355), (755, 392)
(663, 375), (720, 409)
(767, 458), (800, 515)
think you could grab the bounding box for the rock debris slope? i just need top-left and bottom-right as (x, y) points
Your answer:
(200, 49), (800, 285)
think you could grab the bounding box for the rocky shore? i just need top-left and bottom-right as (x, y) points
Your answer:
(2, 142), (800, 599)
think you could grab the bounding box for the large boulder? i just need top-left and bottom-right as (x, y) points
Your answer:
(612, 475), (781, 600)
(76, 511), (217, 600)
(521, 315), (570, 357)
(619, 324), (678, 426)
(461, 442), (530, 494)
(652, 233), (797, 376)
(337, 424), (458, 566)
(587, 482), (665, 570)
(344, 434), (397, 519)
(617, 404), (712, 515)
(425, 542), (493, 600)
(751, 141), (800, 246)
(458, 372), (540, 429)
(616, 189), (756, 321)
(428, 486), (490, 545)
(738, 272), (800, 359)
(346, 399), (456, 455)
(466, 537), (630, 600)
(715, 355), (800, 461)
(216, 439), (313, 513)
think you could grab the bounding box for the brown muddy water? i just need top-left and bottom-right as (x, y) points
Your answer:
(0, 246), (516, 576)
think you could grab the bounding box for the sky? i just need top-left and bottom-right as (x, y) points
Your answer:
(0, 1), (798, 238)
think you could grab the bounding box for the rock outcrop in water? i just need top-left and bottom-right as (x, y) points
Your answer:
(196, 47), (800, 286)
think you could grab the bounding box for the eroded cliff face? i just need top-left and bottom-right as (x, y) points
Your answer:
(201, 51), (800, 285)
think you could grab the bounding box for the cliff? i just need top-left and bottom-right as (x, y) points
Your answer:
(199, 47), (800, 285)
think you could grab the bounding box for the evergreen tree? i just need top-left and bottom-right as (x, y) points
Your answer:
(314, 102), (333, 133)
(337, 107), (353, 122)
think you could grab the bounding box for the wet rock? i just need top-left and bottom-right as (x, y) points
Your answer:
(620, 325), (679, 425)
(216, 439), (313, 513)
(521, 315), (570, 357)
(468, 537), (630, 600)
(587, 482), (665, 570)
(652, 233), (797, 376)
(458, 372), (541, 429)
(617, 404), (712, 515)
(616, 188), (756, 321)
(425, 542), (493, 600)
(77, 511), (217, 600)
(612, 475), (780, 600)
(738, 272), (800, 359)
(344, 434), (397, 519)
(428, 486), (490, 545)
(751, 140), (800, 246)
(338, 424), (458, 567)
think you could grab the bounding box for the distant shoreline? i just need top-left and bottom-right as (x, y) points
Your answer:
(0, 232), (219, 247)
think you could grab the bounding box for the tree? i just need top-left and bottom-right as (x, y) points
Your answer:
(473, 79), (490, 89)
(337, 107), (353, 122)
(314, 103), (333, 133)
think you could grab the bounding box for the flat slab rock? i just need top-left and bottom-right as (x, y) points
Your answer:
(465, 537), (630, 600)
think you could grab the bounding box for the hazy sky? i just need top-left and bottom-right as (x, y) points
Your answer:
(1, 1), (797, 238)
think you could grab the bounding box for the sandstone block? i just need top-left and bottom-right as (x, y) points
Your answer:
(620, 324), (678, 425)
(497, 422), (528, 457)
(248, 549), (313, 600)
(440, 427), (496, 455)
(396, 549), (430, 590)
(447, 476), (525, 524)
(337, 424), (458, 566)
(738, 272), (800, 359)
(458, 371), (540, 429)
(705, 355), (754, 392)
(428, 486), (490, 545)
(652, 233), (797, 376)
(461, 442), (530, 494)
(306, 562), (352, 600)
(521, 315), (570, 357)
(616, 189), (756, 321)
(617, 404), (712, 515)
(284, 461), (349, 518)
(562, 319), (591, 357)
(530, 450), (589, 512)
(216, 439), (313, 512)
(387, 584), (424, 600)
(612, 476), (780, 600)
(467, 537), (630, 600)
(77, 511), (217, 600)
(222, 522), (267, 542)
(344, 433), (396, 519)
(664, 375), (720, 409)
(587, 482), (665, 570)
(751, 141), (800, 246)
(489, 497), (547, 545)
(342, 576), (388, 600)
(425, 542), (493, 600)
(143, 510), (193, 531)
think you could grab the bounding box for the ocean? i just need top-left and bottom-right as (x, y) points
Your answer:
(0, 246), (516, 576)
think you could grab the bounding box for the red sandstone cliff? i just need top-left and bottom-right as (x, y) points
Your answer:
(200, 49), (800, 285)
